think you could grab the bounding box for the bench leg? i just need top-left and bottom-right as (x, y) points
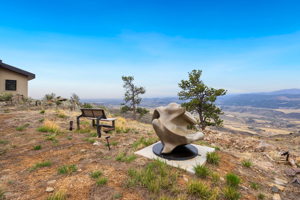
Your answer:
(77, 116), (81, 130)
(112, 120), (115, 130)
(96, 119), (102, 138)
(92, 119), (96, 127)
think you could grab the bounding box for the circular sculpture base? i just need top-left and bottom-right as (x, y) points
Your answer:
(152, 142), (198, 161)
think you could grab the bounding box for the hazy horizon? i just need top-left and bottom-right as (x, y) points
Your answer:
(1, 1), (300, 99)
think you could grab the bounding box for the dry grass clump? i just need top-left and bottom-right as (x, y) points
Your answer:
(37, 120), (60, 133)
(56, 109), (68, 118)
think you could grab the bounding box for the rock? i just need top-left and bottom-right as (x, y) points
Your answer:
(47, 180), (56, 185)
(272, 194), (281, 200)
(80, 149), (86, 152)
(274, 177), (288, 186)
(255, 141), (274, 152)
(93, 141), (101, 146)
(45, 187), (54, 192)
(285, 168), (296, 176)
(291, 177), (300, 185)
(271, 186), (279, 193)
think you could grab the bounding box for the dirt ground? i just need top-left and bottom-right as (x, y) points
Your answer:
(0, 108), (299, 200)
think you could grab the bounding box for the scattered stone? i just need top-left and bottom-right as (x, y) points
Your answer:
(291, 177), (300, 185)
(274, 177), (288, 186)
(93, 141), (101, 146)
(80, 149), (86, 153)
(182, 175), (189, 182)
(272, 193), (281, 200)
(271, 186), (279, 193)
(285, 168), (296, 176)
(45, 187), (54, 192)
(255, 141), (274, 152)
(78, 169), (82, 172)
(47, 180), (56, 185)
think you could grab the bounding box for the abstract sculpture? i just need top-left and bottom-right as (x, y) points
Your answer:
(152, 103), (204, 160)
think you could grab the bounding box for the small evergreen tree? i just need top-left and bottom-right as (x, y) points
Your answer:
(178, 69), (226, 130)
(70, 93), (81, 110)
(121, 76), (146, 119)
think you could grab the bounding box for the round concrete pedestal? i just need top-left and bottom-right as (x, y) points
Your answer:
(152, 142), (198, 160)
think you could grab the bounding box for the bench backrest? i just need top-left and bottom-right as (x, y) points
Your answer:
(80, 108), (107, 119)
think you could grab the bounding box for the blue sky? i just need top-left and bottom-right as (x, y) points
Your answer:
(0, 0), (300, 98)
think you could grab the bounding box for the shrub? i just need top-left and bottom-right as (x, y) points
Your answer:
(223, 187), (240, 200)
(82, 103), (93, 108)
(115, 152), (137, 163)
(90, 170), (102, 179)
(194, 165), (210, 178)
(58, 165), (77, 174)
(241, 160), (252, 168)
(226, 173), (241, 188)
(187, 181), (218, 200)
(37, 120), (60, 133)
(206, 152), (220, 165)
(96, 177), (108, 186)
(0, 93), (13, 101)
(47, 191), (67, 200)
(30, 161), (52, 171)
(33, 145), (42, 150)
(126, 160), (178, 193)
(40, 110), (45, 114)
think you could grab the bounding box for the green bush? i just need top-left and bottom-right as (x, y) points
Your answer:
(126, 160), (178, 193)
(58, 165), (77, 174)
(0, 188), (5, 200)
(96, 177), (108, 186)
(33, 145), (42, 150)
(206, 152), (220, 165)
(0, 93), (13, 101)
(82, 103), (93, 108)
(90, 170), (102, 179)
(241, 160), (252, 168)
(226, 173), (241, 188)
(30, 161), (52, 171)
(115, 152), (136, 163)
(187, 181), (218, 200)
(194, 165), (210, 178)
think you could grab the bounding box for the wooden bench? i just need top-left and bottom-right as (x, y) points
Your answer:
(77, 108), (116, 137)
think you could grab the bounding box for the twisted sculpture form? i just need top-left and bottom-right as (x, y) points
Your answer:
(152, 103), (204, 154)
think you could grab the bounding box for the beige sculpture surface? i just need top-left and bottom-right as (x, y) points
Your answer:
(152, 103), (204, 154)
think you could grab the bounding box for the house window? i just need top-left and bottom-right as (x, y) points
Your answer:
(5, 80), (17, 91)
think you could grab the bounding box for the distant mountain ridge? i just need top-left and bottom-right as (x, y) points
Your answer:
(82, 89), (300, 109)
(218, 88), (300, 109)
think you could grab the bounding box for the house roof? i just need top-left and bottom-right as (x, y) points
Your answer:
(0, 60), (35, 80)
